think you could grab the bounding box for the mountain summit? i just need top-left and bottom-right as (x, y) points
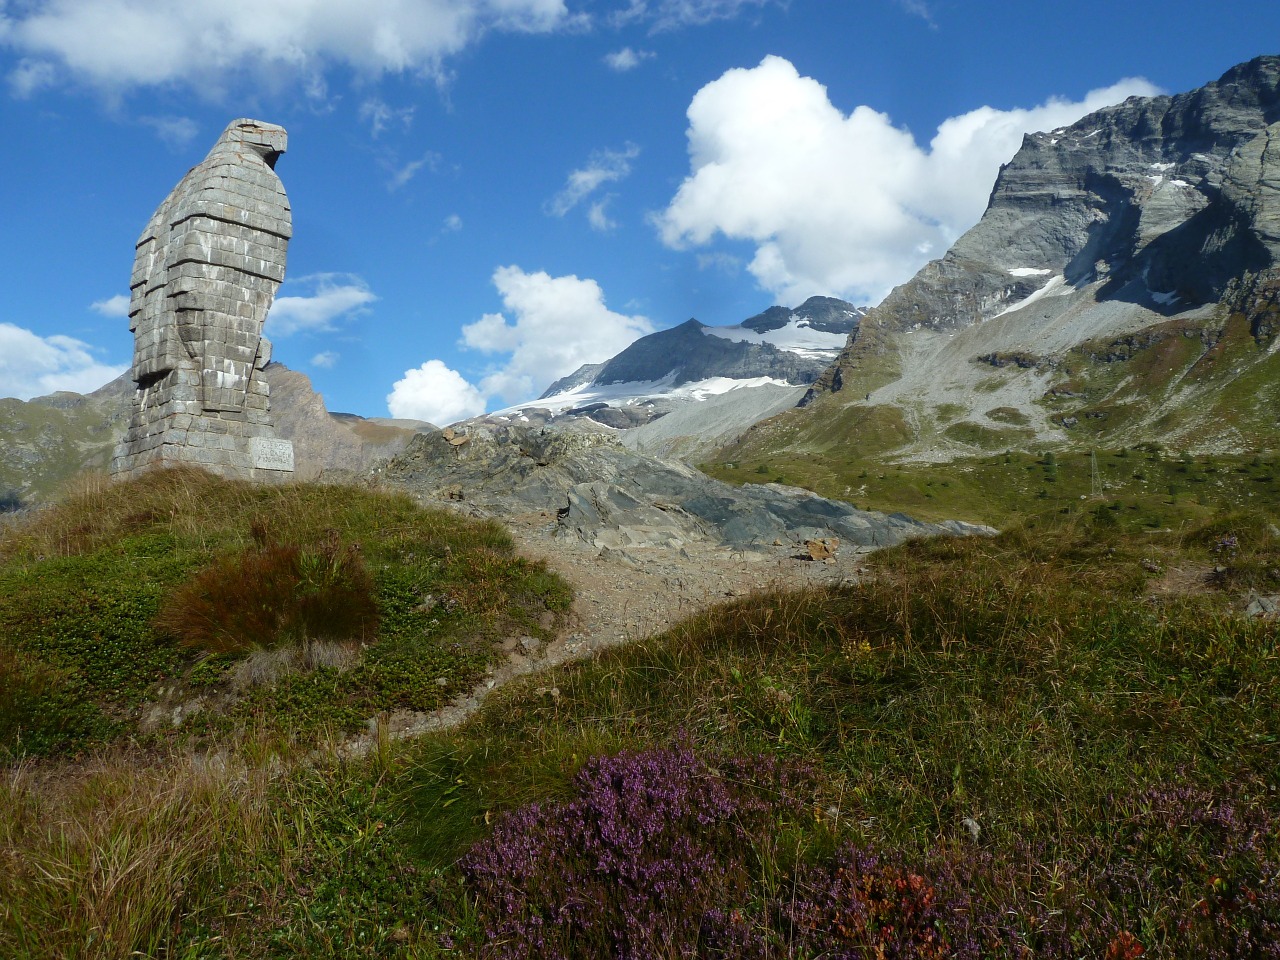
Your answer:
(539, 296), (863, 400)
(730, 55), (1279, 465)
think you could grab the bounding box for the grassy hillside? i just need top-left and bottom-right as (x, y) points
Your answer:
(2, 467), (1278, 957)
(0, 468), (570, 760)
(705, 447), (1280, 530)
(0, 395), (119, 510)
(716, 287), (1280, 480)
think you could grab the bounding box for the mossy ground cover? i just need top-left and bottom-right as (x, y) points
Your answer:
(706, 446), (1280, 530)
(3, 470), (1279, 957)
(0, 468), (570, 759)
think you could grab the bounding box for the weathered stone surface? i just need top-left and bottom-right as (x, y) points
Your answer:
(806, 537), (839, 560)
(380, 422), (994, 551)
(112, 119), (295, 481)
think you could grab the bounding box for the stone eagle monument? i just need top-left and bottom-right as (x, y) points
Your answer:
(112, 118), (295, 481)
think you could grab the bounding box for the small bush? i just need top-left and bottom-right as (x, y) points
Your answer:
(155, 532), (378, 655)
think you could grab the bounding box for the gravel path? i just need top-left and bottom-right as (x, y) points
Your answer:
(341, 510), (871, 754)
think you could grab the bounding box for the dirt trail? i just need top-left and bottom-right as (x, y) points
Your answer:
(341, 511), (871, 754)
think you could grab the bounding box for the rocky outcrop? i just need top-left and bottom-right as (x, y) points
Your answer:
(860, 56), (1280, 343)
(380, 423), (993, 551)
(264, 365), (431, 480)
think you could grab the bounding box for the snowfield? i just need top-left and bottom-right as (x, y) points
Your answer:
(702, 319), (849, 359)
(496, 373), (794, 417)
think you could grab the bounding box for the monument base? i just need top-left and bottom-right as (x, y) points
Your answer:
(112, 364), (294, 483)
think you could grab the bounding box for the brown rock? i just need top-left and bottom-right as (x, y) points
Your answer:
(806, 537), (840, 561)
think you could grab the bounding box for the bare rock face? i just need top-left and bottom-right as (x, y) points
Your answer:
(112, 119), (296, 482)
(811, 57), (1280, 398)
(263, 365), (431, 481)
(781, 56), (1280, 458)
(380, 423), (993, 551)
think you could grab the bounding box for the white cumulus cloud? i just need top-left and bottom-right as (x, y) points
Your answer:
(389, 268), (650, 421)
(546, 143), (640, 218)
(0, 323), (126, 399)
(2, 0), (572, 94)
(655, 55), (1161, 305)
(461, 265), (654, 404)
(387, 359), (485, 425)
(267, 273), (377, 337)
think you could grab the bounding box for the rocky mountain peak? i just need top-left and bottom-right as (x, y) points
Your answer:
(787, 55), (1280, 458)
(742, 297), (864, 334)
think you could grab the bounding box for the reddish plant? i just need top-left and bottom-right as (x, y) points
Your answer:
(1105, 931), (1145, 960)
(155, 532), (377, 655)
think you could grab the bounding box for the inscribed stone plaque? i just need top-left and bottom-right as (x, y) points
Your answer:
(250, 437), (295, 472)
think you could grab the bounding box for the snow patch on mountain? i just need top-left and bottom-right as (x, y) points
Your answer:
(993, 275), (1073, 319)
(702, 319), (849, 359)
(503, 373), (793, 417)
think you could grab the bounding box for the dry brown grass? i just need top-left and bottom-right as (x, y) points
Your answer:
(0, 739), (300, 960)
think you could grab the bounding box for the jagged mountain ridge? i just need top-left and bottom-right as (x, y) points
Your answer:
(742, 296), (868, 335)
(723, 55), (1280, 466)
(470, 296), (862, 461)
(540, 295), (862, 399)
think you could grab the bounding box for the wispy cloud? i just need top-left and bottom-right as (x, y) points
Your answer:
(603, 47), (654, 71)
(697, 252), (742, 275)
(613, 0), (783, 31)
(546, 143), (640, 218)
(385, 151), (441, 191)
(895, 0), (937, 28)
(90, 294), (130, 318)
(359, 98), (415, 138)
(587, 197), (617, 232)
(310, 350), (339, 369)
(267, 273), (376, 337)
(138, 115), (199, 149)
(8, 58), (54, 97)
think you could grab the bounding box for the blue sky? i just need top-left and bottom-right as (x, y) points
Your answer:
(0, 0), (1275, 423)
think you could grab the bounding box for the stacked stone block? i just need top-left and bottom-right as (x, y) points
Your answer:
(113, 119), (295, 482)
